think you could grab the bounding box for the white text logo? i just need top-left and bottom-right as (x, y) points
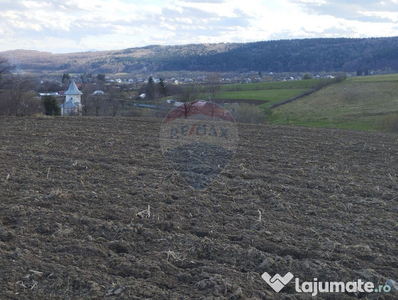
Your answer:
(261, 272), (393, 296)
(261, 272), (294, 292)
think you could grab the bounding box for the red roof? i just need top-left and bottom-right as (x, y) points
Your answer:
(163, 101), (234, 124)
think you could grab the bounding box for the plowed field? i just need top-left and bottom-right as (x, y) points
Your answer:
(0, 117), (397, 299)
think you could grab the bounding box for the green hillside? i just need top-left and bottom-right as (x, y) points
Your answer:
(269, 74), (398, 131)
(3, 36), (398, 73)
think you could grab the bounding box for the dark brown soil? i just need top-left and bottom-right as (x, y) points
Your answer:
(0, 117), (397, 299)
(164, 142), (234, 189)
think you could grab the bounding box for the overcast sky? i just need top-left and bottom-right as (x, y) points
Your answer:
(1, 0), (398, 53)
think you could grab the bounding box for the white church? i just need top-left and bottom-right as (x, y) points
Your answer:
(61, 80), (83, 116)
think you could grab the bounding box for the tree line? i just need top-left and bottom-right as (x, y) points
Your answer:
(0, 58), (42, 116)
(141, 37), (398, 73)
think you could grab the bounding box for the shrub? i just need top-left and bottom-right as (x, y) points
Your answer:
(226, 103), (267, 124)
(378, 113), (398, 133)
(42, 96), (61, 116)
(120, 107), (168, 119)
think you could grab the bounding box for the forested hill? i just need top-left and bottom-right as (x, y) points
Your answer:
(2, 37), (398, 74)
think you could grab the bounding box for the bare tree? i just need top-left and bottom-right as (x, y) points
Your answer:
(177, 84), (199, 118)
(0, 57), (14, 92)
(83, 95), (103, 116)
(0, 58), (41, 116)
(81, 83), (97, 116)
(94, 96), (102, 116)
(111, 99), (120, 117)
(0, 74), (37, 116)
(206, 73), (222, 102)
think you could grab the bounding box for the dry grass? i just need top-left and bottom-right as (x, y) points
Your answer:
(378, 113), (398, 132)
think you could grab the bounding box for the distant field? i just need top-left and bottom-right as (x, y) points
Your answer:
(217, 79), (319, 107)
(160, 74), (398, 131)
(221, 79), (319, 91)
(218, 89), (309, 107)
(270, 74), (398, 131)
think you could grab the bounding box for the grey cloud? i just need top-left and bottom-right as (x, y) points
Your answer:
(0, 1), (26, 11)
(178, 27), (223, 36)
(266, 27), (349, 40)
(234, 8), (250, 17)
(291, 0), (398, 21)
(161, 7), (184, 18)
(268, 30), (298, 40)
(2, 13), (118, 44)
(0, 0), (74, 13)
(162, 6), (219, 19)
(321, 26), (358, 35)
(355, 16), (397, 23)
(161, 5), (251, 26)
(268, 24), (375, 41)
(212, 16), (251, 28)
(8, 26), (110, 43)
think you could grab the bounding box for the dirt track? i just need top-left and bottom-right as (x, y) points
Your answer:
(0, 117), (397, 299)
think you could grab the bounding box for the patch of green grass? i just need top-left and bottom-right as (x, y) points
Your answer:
(218, 89), (310, 107)
(221, 79), (319, 92)
(215, 78), (338, 108)
(270, 74), (398, 131)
